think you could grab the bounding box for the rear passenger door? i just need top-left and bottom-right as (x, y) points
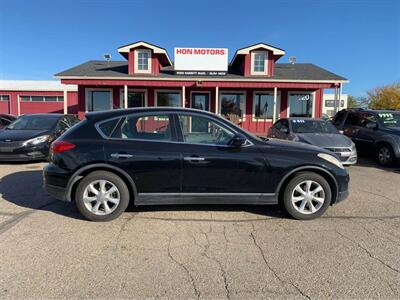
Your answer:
(101, 112), (182, 195)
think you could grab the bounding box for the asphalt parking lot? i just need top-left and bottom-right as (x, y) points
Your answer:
(0, 159), (399, 299)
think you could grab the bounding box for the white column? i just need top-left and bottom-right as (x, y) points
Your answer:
(182, 86), (186, 107)
(215, 86), (219, 114)
(339, 83), (342, 110)
(63, 89), (68, 114)
(123, 85), (128, 109)
(17, 95), (20, 116)
(273, 87), (278, 123)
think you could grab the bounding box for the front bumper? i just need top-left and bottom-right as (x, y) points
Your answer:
(0, 143), (49, 162)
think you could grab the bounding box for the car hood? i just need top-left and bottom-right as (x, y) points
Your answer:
(294, 133), (353, 148)
(0, 129), (50, 142)
(262, 138), (327, 153)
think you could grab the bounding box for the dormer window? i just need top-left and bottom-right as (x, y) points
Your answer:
(251, 51), (268, 75)
(135, 49), (152, 73)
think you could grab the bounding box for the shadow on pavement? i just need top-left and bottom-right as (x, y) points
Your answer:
(0, 170), (288, 221)
(355, 155), (400, 174)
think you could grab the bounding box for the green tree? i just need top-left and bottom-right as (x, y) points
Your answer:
(368, 82), (400, 110)
(347, 95), (359, 108)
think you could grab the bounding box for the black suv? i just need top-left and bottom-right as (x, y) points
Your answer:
(44, 108), (349, 221)
(333, 109), (400, 166)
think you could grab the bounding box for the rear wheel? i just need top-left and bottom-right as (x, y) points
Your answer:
(377, 144), (395, 166)
(283, 172), (331, 220)
(75, 171), (130, 221)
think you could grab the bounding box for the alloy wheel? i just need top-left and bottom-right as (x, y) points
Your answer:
(82, 180), (120, 215)
(378, 147), (391, 165)
(291, 180), (325, 215)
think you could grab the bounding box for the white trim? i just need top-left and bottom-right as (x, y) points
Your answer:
(236, 43), (285, 56)
(287, 91), (316, 118)
(17, 95), (20, 116)
(252, 90), (281, 122)
(215, 86), (219, 113)
(154, 89), (182, 107)
(182, 86), (186, 108)
(63, 89), (68, 114)
(119, 88), (148, 108)
(219, 90), (247, 121)
(189, 91), (211, 111)
(251, 51), (268, 76)
(85, 88), (113, 112)
(56, 75), (349, 84)
(134, 49), (152, 74)
(124, 85), (128, 108)
(118, 41), (172, 65)
(0, 80), (77, 92)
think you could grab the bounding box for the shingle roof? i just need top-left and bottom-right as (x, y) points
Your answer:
(55, 60), (347, 82)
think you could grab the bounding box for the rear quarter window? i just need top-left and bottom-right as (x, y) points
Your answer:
(98, 118), (120, 137)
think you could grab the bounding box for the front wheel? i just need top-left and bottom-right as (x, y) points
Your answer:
(75, 171), (130, 221)
(283, 172), (331, 220)
(377, 144), (395, 166)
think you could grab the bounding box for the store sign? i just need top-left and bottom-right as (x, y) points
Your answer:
(174, 48), (228, 73)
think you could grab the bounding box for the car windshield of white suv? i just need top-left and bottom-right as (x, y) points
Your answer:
(291, 119), (339, 134)
(377, 112), (400, 128)
(7, 115), (59, 130)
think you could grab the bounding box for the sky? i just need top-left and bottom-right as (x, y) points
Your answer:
(0, 0), (399, 96)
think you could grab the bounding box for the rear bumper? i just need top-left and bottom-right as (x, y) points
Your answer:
(43, 163), (71, 202)
(44, 182), (68, 201)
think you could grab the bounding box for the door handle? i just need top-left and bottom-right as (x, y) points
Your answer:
(184, 156), (205, 161)
(110, 153), (133, 159)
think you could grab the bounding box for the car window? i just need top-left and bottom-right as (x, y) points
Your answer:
(280, 119), (289, 130)
(344, 113), (360, 126)
(333, 111), (346, 126)
(273, 120), (282, 130)
(178, 114), (235, 145)
(98, 118), (120, 137)
(116, 114), (173, 141)
(55, 118), (70, 133)
(359, 113), (377, 128)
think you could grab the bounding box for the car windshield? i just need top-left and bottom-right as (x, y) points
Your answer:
(377, 112), (400, 128)
(290, 119), (339, 134)
(7, 115), (59, 130)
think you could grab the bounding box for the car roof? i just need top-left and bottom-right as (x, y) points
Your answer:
(340, 108), (399, 114)
(85, 107), (219, 122)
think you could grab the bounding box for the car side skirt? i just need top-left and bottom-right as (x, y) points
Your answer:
(135, 193), (277, 205)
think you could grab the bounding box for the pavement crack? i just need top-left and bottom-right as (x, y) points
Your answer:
(250, 225), (310, 299)
(353, 188), (399, 204)
(167, 236), (200, 299)
(335, 229), (400, 274)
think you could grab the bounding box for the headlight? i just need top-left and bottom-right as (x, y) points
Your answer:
(317, 153), (344, 169)
(22, 135), (50, 146)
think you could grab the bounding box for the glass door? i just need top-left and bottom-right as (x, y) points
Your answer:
(191, 92), (210, 111)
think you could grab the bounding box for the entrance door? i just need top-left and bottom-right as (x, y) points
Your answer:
(191, 93), (210, 111)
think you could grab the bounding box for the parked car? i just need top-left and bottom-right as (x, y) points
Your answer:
(333, 109), (400, 166)
(0, 114), (80, 162)
(43, 108), (349, 222)
(268, 118), (357, 166)
(0, 114), (16, 130)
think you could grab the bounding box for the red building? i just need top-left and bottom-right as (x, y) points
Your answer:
(0, 80), (78, 115)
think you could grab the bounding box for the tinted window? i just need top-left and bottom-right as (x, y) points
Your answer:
(291, 119), (339, 134)
(117, 114), (172, 141)
(178, 114), (235, 145)
(359, 113), (377, 128)
(220, 93), (245, 117)
(344, 113), (360, 126)
(289, 93), (313, 117)
(333, 111), (347, 126)
(273, 120), (283, 130)
(98, 118), (120, 137)
(7, 115), (59, 130)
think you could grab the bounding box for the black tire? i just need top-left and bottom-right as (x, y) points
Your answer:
(283, 172), (332, 220)
(376, 144), (395, 167)
(75, 171), (130, 221)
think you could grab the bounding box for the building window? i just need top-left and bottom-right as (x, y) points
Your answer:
(289, 93), (314, 117)
(251, 51), (267, 75)
(135, 49), (151, 73)
(20, 95), (64, 102)
(220, 93), (245, 118)
(254, 93), (274, 119)
(87, 90), (112, 112)
(0, 95), (10, 101)
(156, 91), (181, 107)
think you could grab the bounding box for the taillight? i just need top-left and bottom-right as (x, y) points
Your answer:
(51, 140), (76, 154)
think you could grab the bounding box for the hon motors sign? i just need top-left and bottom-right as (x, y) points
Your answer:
(174, 47), (228, 75)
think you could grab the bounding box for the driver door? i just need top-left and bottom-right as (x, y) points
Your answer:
(175, 112), (269, 195)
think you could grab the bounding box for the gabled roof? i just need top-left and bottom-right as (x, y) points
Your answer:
(117, 41), (172, 66)
(230, 42), (286, 65)
(55, 61), (348, 83)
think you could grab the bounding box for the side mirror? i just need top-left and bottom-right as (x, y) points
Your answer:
(365, 122), (377, 129)
(229, 133), (247, 147)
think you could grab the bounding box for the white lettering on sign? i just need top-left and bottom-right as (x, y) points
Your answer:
(174, 47), (228, 71)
